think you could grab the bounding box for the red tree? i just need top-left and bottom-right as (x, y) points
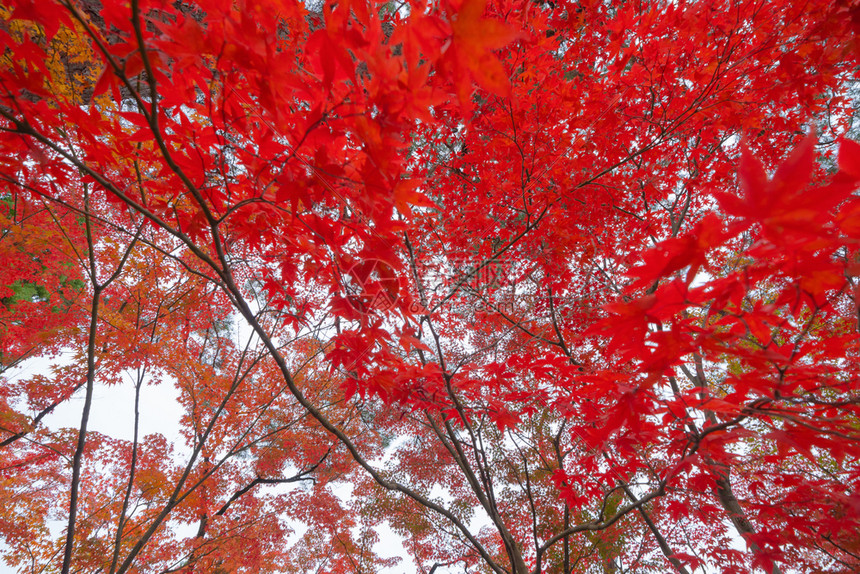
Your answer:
(1, 0), (860, 573)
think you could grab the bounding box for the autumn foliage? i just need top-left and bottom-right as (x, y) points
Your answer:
(1, 0), (860, 572)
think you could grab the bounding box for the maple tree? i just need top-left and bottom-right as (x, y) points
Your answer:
(1, 0), (860, 572)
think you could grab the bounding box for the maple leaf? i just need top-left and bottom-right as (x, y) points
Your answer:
(719, 134), (856, 241)
(441, 0), (521, 104)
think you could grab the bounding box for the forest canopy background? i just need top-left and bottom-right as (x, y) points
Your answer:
(2, 0), (860, 573)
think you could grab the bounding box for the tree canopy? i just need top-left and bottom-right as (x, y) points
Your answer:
(1, 0), (860, 573)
